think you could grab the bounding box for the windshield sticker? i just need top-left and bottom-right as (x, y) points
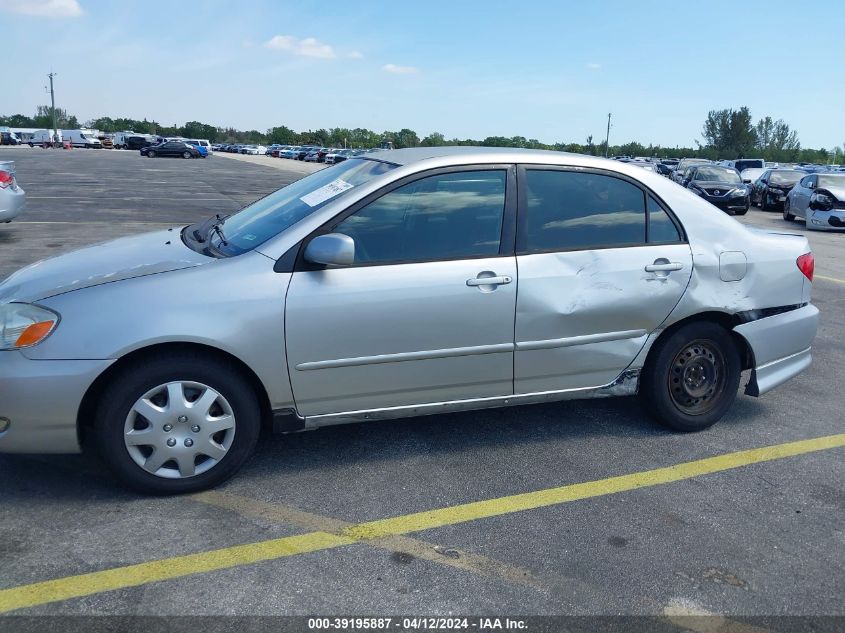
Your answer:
(300, 179), (354, 207)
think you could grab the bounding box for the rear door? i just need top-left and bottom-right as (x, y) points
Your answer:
(513, 167), (692, 393)
(285, 166), (518, 416)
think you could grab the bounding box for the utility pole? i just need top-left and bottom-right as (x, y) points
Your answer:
(47, 72), (58, 142)
(604, 112), (612, 158)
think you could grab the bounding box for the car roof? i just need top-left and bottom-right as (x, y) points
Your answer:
(371, 146), (633, 167)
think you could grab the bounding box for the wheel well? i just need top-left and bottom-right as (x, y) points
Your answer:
(76, 342), (274, 447)
(646, 311), (755, 371)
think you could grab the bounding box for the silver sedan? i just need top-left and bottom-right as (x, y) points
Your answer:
(784, 172), (845, 230)
(0, 147), (819, 493)
(0, 161), (25, 223)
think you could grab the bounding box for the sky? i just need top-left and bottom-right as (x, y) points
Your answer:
(1, 0), (843, 149)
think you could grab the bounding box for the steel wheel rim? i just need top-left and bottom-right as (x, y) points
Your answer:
(668, 340), (726, 416)
(123, 381), (236, 479)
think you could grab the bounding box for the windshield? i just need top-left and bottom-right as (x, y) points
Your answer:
(769, 170), (803, 185)
(211, 158), (398, 255)
(694, 166), (741, 183)
(818, 174), (845, 188)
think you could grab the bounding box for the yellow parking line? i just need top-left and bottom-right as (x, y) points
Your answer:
(1, 433), (843, 613)
(816, 274), (845, 285)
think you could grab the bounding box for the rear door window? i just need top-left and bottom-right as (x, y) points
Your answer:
(518, 170), (647, 252)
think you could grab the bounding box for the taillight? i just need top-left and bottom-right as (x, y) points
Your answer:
(797, 253), (814, 282)
(0, 170), (13, 189)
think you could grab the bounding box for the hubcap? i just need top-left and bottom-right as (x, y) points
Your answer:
(123, 381), (236, 479)
(668, 340), (726, 416)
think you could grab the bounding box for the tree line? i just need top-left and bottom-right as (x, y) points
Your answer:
(2, 106), (841, 164)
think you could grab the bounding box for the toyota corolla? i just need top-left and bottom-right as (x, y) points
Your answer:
(0, 148), (819, 494)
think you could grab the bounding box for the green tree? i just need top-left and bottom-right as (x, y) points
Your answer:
(267, 125), (298, 145)
(701, 107), (757, 158)
(180, 121), (219, 141)
(420, 131), (446, 146)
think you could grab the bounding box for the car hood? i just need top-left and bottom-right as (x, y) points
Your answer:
(694, 180), (745, 188)
(0, 228), (210, 303)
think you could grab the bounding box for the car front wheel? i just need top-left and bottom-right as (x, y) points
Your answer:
(148, 150), (156, 158)
(639, 321), (741, 432)
(783, 199), (796, 222)
(92, 353), (261, 494)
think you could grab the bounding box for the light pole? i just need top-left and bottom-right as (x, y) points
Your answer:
(47, 72), (58, 143)
(604, 112), (611, 158)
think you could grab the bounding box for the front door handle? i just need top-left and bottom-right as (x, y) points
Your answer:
(645, 261), (684, 273)
(466, 275), (512, 287)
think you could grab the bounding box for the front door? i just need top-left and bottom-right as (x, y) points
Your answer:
(285, 167), (517, 416)
(513, 167), (693, 393)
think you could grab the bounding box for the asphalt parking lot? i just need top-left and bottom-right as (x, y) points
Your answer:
(0, 147), (843, 623)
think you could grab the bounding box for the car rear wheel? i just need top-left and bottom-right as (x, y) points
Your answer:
(182, 151), (192, 159)
(783, 199), (796, 221)
(639, 321), (741, 432)
(92, 353), (261, 494)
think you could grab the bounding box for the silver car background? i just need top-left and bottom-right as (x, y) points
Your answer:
(784, 172), (845, 230)
(0, 147), (818, 494)
(0, 161), (26, 223)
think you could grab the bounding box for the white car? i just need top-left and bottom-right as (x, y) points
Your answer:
(243, 145), (267, 155)
(0, 161), (26, 223)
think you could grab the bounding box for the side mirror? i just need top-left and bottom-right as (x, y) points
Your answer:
(304, 233), (355, 267)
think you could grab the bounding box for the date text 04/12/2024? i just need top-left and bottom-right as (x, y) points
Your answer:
(307, 617), (528, 630)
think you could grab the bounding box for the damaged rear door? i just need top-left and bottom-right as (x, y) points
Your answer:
(514, 167), (692, 394)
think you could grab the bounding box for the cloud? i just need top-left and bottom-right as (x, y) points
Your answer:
(0, 0), (83, 17)
(586, 63), (602, 70)
(383, 63), (419, 74)
(263, 35), (336, 59)
(347, 51), (364, 59)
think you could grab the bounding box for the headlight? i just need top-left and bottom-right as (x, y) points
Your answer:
(731, 186), (747, 195)
(0, 303), (60, 350)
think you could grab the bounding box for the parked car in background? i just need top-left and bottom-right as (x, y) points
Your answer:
(683, 165), (749, 215)
(672, 158), (711, 184)
(125, 136), (154, 151)
(739, 168), (765, 186)
(296, 146), (318, 160)
(721, 159), (765, 173)
(752, 169), (805, 210)
(1, 131), (22, 145)
(141, 141), (202, 159)
(0, 147), (819, 493)
(242, 145), (267, 155)
(784, 173), (845, 230)
(0, 161), (25, 223)
(304, 148), (332, 163)
(184, 139), (212, 154)
(280, 147), (301, 159)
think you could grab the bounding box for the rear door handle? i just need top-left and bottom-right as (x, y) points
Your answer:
(466, 275), (512, 287)
(645, 262), (684, 273)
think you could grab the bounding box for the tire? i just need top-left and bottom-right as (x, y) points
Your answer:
(148, 150), (156, 158)
(639, 321), (741, 432)
(92, 353), (261, 494)
(182, 151), (192, 159)
(759, 189), (770, 211)
(783, 199), (796, 222)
